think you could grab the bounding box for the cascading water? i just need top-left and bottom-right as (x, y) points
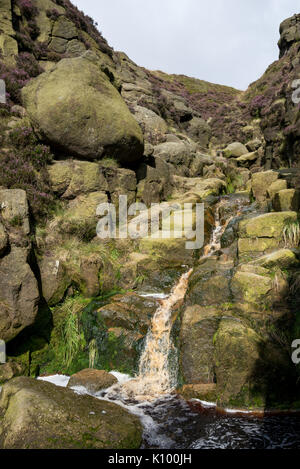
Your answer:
(108, 196), (243, 402)
(204, 196), (243, 257)
(121, 269), (193, 400)
(205, 199), (226, 255)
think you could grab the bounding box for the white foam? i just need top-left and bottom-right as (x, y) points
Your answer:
(69, 385), (88, 395)
(192, 399), (253, 414)
(139, 293), (169, 300)
(109, 371), (132, 384)
(225, 408), (253, 415)
(192, 399), (217, 408)
(38, 374), (70, 388)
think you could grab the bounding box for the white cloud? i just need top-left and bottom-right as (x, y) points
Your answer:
(72, 0), (299, 90)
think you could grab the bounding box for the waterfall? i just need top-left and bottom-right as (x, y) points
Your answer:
(111, 270), (192, 401)
(106, 195), (247, 401)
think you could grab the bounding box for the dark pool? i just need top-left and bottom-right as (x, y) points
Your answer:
(134, 395), (300, 449)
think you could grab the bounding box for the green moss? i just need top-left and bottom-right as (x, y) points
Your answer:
(226, 385), (266, 410)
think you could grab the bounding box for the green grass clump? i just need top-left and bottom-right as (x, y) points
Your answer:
(282, 220), (300, 248)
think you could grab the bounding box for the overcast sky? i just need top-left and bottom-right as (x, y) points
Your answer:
(72, 0), (299, 90)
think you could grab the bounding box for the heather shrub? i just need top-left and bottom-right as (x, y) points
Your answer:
(0, 52), (42, 106)
(0, 60), (30, 104)
(16, 52), (43, 78)
(8, 125), (53, 169)
(17, 0), (38, 20)
(27, 20), (40, 40)
(249, 95), (269, 117)
(0, 151), (53, 218)
(0, 125), (54, 218)
(46, 9), (61, 21)
(15, 30), (36, 54)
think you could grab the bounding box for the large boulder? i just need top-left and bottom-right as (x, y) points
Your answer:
(186, 257), (232, 307)
(0, 377), (142, 449)
(22, 52), (144, 164)
(0, 248), (39, 342)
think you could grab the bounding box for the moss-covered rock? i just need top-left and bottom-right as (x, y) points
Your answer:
(214, 319), (264, 409)
(239, 211), (298, 239)
(35, 0), (66, 43)
(0, 377), (142, 449)
(186, 257), (232, 306)
(139, 236), (195, 268)
(52, 16), (77, 40)
(238, 237), (279, 255)
(22, 52), (144, 164)
(97, 292), (157, 335)
(231, 270), (272, 304)
(251, 249), (299, 270)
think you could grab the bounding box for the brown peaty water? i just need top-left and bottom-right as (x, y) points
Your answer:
(111, 269), (193, 401)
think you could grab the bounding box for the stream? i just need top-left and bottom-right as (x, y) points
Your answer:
(40, 194), (300, 449)
(39, 373), (300, 449)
